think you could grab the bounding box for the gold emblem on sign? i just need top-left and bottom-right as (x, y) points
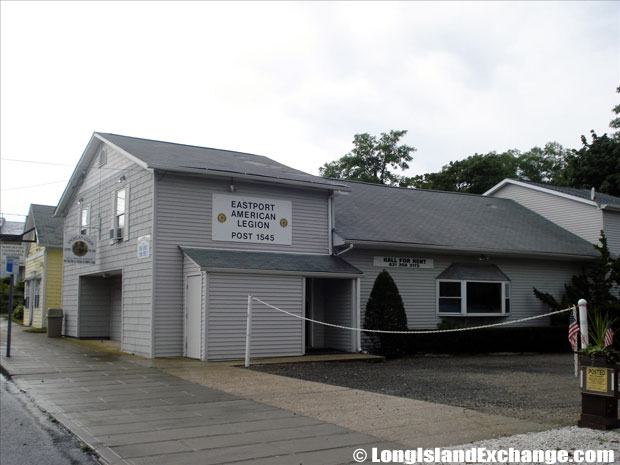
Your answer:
(217, 213), (227, 223)
(72, 241), (89, 257)
(280, 218), (288, 228)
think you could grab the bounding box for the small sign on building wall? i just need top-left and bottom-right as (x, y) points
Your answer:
(373, 256), (434, 269)
(137, 235), (150, 259)
(64, 235), (96, 265)
(212, 194), (292, 245)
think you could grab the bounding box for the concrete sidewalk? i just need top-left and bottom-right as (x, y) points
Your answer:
(0, 322), (551, 464)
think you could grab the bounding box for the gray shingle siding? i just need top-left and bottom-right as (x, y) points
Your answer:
(61, 146), (154, 357)
(153, 174), (330, 357)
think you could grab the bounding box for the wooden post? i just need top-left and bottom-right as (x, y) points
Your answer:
(578, 299), (588, 349)
(244, 295), (253, 368)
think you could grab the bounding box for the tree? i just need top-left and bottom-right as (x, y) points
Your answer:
(610, 86), (620, 138)
(563, 131), (620, 197)
(364, 270), (408, 356)
(409, 150), (519, 194)
(319, 130), (416, 185)
(516, 142), (569, 184)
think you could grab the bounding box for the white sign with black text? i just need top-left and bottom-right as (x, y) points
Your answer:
(373, 256), (434, 269)
(212, 194), (292, 245)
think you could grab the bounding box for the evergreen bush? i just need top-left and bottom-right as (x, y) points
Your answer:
(364, 270), (408, 356)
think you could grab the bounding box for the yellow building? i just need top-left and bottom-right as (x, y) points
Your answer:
(22, 205), (64, 328)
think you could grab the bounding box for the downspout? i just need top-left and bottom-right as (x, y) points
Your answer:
(328, 192), (333, 255)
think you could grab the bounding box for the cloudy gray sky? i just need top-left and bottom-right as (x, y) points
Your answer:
(1, 1), (618, 220)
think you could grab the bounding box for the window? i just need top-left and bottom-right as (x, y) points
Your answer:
(436, 263), (511, 316)
(80, 206), (90, 235)
(33, 280), (40, 309)
(437, 280), (510, 316)
(115, 188), (126, 239)
(24, 281), (30, 309)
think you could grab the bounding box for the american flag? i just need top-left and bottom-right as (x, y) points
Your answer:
(604, 324), (614, 348)
(568, 310), (580, 352)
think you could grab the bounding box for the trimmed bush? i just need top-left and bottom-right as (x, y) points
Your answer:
(364, 270), (408, 356)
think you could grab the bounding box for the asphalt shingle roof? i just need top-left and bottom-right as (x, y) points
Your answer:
(98, 133), (346, 190)
(0, 220), (25, 235)
(333, 181), (599, 258)
(437, 263), (511, 281)
(181, 248), (362, 275)
(516, 180), (620, 208)
(29, 204), (64, 248)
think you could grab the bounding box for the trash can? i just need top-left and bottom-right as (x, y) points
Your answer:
(47, 308), (63, 338)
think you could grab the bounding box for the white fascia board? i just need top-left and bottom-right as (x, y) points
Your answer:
(600, 204), (620, 212)
(201, 267), (362, 278)
(346, 239), (598, 261)
(484, 179), (598, 207)
(94, 133), (150, 170)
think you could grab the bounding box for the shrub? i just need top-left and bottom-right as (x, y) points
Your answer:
(13, 304), (24, 321)
(364, 270), (408, 356)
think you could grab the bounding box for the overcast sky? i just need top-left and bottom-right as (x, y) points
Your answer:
(1, 1), (618, 221)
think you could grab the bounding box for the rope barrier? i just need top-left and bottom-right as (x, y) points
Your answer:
(251, 297), (575, 335)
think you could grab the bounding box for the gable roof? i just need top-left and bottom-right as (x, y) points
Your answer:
(56, 132), (348, 217)
(0, 219), (25, 235)
(484, 179), (620, 210)
(25, 204), (64, 248)
(333, 180), (599, 260)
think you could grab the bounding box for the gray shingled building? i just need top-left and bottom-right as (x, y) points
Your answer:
(54, 133), (599, 360)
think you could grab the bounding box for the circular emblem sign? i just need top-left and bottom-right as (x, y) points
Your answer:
(217, 213), (227, 223)
(72, 241), (89, 257)
(279, 218), (288, 228)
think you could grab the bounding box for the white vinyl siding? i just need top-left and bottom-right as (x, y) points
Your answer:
(61, 145), (153, 356)
(344, 248), (585, 332)
(206, 273), (303, 360)
(602, 210), (620, 256)
(153, 175), (329, 357)
(491, 183), (603, 245)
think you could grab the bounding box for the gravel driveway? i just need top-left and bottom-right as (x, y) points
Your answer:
(252, 353), (584, 426)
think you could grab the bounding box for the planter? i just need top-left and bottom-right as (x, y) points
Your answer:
(577, 355), (620, 430)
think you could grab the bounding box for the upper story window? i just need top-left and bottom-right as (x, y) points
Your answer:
(111, 187), (128, 241)
(436, 263), (511, 317)
(80, 206), (90, 235)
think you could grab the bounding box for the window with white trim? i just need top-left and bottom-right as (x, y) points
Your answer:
(24, 281), (30, 309)
(437, 280), (511, 316)
(114, 188), (126, 239)
(80, 206), (90, 235)
(33, 280), (40, 309)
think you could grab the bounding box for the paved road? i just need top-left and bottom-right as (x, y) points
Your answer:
(0, 323), (394, 465)
(1, 374), (100, 465)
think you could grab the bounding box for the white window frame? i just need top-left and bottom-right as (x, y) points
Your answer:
(436, 279), (510, 317)
(79, 205), (90, 236)
(114, 187), (127, 240)
(24, 281), (30, 309)
(33, 279), (40, 309)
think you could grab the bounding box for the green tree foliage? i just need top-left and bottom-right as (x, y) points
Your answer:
(319, 130), (416, 185)
(562, 131), (620, 197)
(610, 86), (620, 137)
(364, 270), (408, 356)
(516, 142), (569, 184)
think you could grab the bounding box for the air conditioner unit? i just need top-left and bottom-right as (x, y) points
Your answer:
(115, 228), (123, 239)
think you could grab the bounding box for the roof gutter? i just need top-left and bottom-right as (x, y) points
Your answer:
(199, 266), (362, 278)
(344, 239), (598, 261)
(334, 244), (354, 256)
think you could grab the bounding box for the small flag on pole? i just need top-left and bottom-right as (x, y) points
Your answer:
(604, 324), (614, 348)
(568, 310), (580, 352)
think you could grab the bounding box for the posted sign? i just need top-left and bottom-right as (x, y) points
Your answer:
(373, 256), (434, 269)
(212, 194), (292, 245)
(64, 235), (96, 265)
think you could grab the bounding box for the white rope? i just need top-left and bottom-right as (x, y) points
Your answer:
(251, 297), (575, 335)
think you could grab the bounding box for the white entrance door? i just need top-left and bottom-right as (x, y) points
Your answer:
(186, 275), (202, 359)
